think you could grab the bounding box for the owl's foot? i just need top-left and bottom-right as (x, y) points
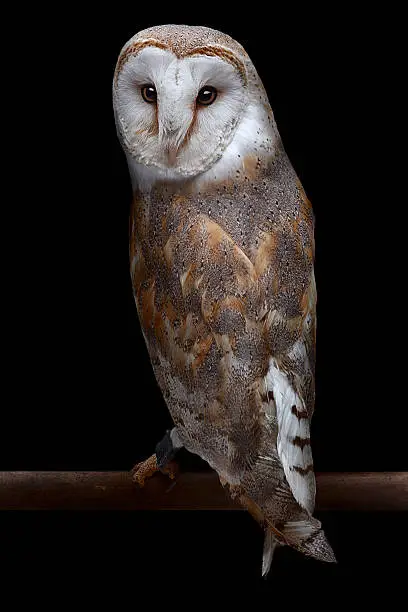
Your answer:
(131, 454), (159, 487)
(131, 454), (179, 486)
(131, 428), (183, 487)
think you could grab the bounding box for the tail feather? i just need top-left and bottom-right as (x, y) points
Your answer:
(235, 483), (336, 574)
(298, 526), (336, 563)
(281, 517), (336, 563)
(262, 528), (280, 577)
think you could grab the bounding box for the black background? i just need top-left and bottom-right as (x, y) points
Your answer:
(1, 4), (406, 603)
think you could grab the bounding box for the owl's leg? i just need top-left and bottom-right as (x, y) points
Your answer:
(155, 428), (183, 468)
(131, 428), (184, 486)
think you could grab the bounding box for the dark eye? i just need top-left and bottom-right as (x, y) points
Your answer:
(197, 86), (217, 106)
(141, 84), (157, 103)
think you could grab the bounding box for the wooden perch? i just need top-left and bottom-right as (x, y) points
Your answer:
(0, 471), (407, 511)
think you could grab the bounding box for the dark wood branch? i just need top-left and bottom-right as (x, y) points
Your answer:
(0, 471), (407, 511)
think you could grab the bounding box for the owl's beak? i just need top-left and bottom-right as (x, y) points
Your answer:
(167, 146), (179, 166)
(164, 135), (181, 166)
(158, 103), (194, 167)
(159, 126), (189, 167)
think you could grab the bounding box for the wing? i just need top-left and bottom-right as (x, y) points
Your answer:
(258, 181), (317, 514)
(130, 173), (317, 513)
(265, 273), (317, 513)
(129, 169), (332, 562)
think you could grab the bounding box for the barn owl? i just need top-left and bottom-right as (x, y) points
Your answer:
(113, 24), (335, 574)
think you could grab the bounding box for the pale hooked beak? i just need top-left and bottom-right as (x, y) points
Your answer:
(167, 146), (178, 166)
(159, 125), (190, 166)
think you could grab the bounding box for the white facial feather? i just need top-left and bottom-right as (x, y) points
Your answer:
(114, 47), (174, 154)
(113, 47), (277, 190)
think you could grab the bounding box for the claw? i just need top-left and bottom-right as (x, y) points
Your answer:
(160, 459), (179, 480)
(131, 454), (158, 487)
(131, 429), (183, 487)
(131, 455), (179, 487)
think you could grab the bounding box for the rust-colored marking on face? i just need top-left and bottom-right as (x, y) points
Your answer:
(115, 40), (247, 87)
(186, 46), (247, 85)
(133, 125), (159, 137)
(114, 39), (169, 84)
(181, 103), (198, 151)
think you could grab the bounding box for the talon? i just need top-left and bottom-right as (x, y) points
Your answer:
(160, 459), (179, 480)
(131, 428), (183, 488)
(131, 454), (158, 487)
(130, 462), (141, 475)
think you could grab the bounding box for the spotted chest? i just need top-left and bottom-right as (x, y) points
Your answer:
(129, 151), (315, 473)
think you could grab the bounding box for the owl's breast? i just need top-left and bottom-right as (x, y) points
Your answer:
(128, 150), (316, 473)
(129, 153), (315, 381)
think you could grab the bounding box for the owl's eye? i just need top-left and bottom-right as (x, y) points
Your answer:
(141, 85), (157, 103)
(197, 86), (217, 106)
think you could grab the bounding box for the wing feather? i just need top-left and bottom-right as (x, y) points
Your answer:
(264, 272), (317, 513)
(265, 356), (315, 513)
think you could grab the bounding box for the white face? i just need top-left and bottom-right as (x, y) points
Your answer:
(113, 47), (248, 178)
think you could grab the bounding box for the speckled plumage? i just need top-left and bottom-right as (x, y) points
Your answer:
(113, 24), (335, 570)
(117, 24), (249, 63)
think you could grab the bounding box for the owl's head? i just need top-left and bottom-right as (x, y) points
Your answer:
(113, 25), (277, 185)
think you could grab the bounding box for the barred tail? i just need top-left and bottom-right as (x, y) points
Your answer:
(281, 516), (336, 563)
